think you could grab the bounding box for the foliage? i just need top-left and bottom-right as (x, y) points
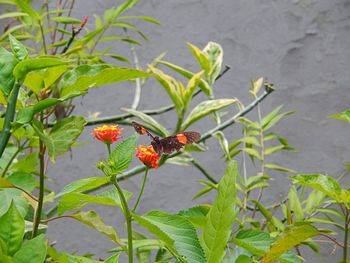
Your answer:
(0, 0), (348, 262)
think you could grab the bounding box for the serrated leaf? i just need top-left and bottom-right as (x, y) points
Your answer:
(121, 109), (168, 137)
(134, 210), (206, 263)
(0, 201), (24, 256)
(178, 205), (210, 229)
(57, 189), (132, 216)
(32, 116), (86, 162)
(202, 161), (238, 263)
(182, 99), (237, 130)
(71, 211), (122, 245)
(109, 134), (139, 174)
(262, 224), (319, 263)
(60, 65), (149, 96)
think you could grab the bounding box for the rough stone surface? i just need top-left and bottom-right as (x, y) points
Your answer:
(6, 0), (349, 262)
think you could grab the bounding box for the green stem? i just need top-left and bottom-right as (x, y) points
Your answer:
(38, 20), (47, 54)
(110, 175), (133, 263)
(133, 167), (149, 212)
(0, 82), (21, 159)
(344, 208), (349, 262)
(190, 159), (217, 184)
(106, 143), (111, 156)
(32, 139), (45, 238)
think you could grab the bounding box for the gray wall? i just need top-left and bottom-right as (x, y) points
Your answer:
(45, 0), (350, 262)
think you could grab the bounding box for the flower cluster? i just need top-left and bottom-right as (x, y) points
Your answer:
(135, 145), (160, 168)
(92, 125), (123, 144)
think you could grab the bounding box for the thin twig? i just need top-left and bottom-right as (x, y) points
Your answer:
(191, 159), (217, 184)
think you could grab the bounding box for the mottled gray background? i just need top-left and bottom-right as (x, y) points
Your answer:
(32, 0), (349, 262)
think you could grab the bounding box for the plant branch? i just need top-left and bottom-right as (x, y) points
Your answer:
(0, 82), (21, 159)
(38, 20), (47, 54)
(191, 159), (217, 184)
(132, 167), (149, 212)
(32, 131), (46, 238)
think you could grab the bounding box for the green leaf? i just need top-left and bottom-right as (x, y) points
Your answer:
(0, 46), (18, 96)
(183, 71), (204, 111)
(202, 42), (223, 85)
(0, 12), (29, 20)
(134, 210), (206, 263)
(71, 211), (122, 245)
(50, 16), (82, 24)
(16, 92), (82, 124)
(178, 205), (210, 229)
(109, 134), (139, 174)
(264, 145), (285, 156)
(32, 116), (86, 162)
(231, 230), (303, 263)
(291, 174), (344, 203)
(13, 57), (71, 81)
(288, 186), (303, 222)
(157, 60), (212, 97)
(57, 177), (109, 197)
(119, 15), (161, 25)
(329, 109), (350, 123)
(10, 152), (38, 174)
(264, 163), (295, 173)
(262, 224), (319, 263)
(250, 77), (264, 96)
(105, 253), (121, 263)
(188, 43), (210, 77)
(14, 0), (40, 20)
(9, 34), (28, 61)
(60, 65), (150, 96)
(13, 234), (47, 263)
(213, 131), (230, 159)
(182, 99), (237, 130)
(251, 200), (284, 232)
(0, 189), (28, 218)
(7, 172), (36, 192)
(57, 189), (131, 215)
(121, 109), (169, 137)
(149, 66), (183, 115)
(0, 201), (24, 256)
(202, 161), (238, 263)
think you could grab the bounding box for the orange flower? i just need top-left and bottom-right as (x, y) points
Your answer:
(135, 145), (160, 168)
(93, 125), (123, 144)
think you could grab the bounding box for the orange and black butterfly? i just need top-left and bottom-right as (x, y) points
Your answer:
(132, 121), (201, 156)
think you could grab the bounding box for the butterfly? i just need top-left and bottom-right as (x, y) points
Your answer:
(132, 121), (201, 156)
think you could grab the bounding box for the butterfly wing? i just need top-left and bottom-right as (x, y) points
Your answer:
(158, 132), (201, 155)
(132, 121), (155, 140)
